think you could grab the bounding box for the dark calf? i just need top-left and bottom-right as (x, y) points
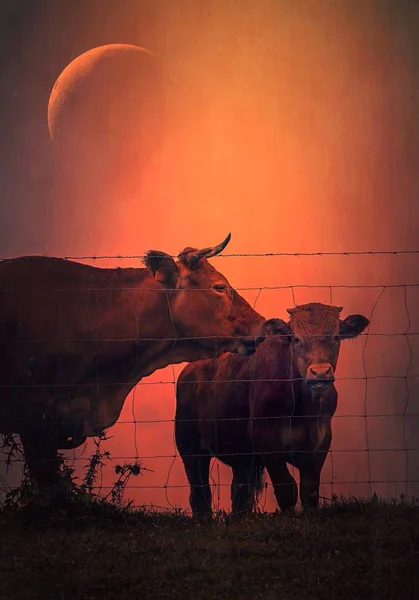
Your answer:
(175, 302), (369, 518)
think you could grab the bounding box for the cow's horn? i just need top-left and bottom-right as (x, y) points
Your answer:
(193, 233), (232, 261)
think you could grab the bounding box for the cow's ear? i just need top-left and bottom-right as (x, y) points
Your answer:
(339, 314), (370, 339)
(262, 318), (291, 338)
(143, 251), (180, 288)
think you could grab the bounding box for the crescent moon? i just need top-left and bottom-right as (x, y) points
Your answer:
(47, 44), (160, 141)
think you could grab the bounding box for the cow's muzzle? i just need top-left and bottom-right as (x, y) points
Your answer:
(306, 362), (335, 391)
(236, 319), (274, 356)
(237, 337), (260, 356)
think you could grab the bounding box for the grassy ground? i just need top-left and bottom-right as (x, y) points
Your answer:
(0, 497), (418, 600)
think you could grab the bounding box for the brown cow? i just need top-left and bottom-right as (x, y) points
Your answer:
(0, 233), (271, 488)
(175, 302), (370, 518)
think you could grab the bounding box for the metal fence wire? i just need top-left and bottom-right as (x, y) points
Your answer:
(1, 249), (418, 513)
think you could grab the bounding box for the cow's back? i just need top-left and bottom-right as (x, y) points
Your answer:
(0, 256), (151, 344)
(0, 257), (151, 428)
(0, 256), (105, 335)
(0, 256), (107, 289)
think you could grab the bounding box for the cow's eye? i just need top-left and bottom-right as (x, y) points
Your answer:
(293, 337), (303, 346)
(213, 284), (227, 292)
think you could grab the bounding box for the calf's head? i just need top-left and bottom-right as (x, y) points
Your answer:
(143, 233), (267, 357)
(266, 302), (370, 394)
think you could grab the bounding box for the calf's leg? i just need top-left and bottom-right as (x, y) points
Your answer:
(182, 454), (212, 520)
(263, 455), (298, 513)
(230, 462), (255, 516)
(299, 464), (322, 509)
(299, 438), (330, 510)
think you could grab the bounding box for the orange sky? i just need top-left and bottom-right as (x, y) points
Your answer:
(3, 1), (419, 511)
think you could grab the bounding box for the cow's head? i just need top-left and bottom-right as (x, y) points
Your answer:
(265, 302), (370, 395)
(143, 233), (269, 356)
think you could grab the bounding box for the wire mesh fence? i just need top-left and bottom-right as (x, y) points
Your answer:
(1, 249), (419, 514)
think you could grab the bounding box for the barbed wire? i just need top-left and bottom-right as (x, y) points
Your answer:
(2, 249), (419, 261)
(2, 283), (419, 293)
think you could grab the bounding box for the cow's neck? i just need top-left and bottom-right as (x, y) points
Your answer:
(133, 340), (201, 380)
(76, 274), (187, 383)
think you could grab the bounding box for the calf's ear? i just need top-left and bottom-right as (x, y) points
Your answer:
(143, 251), (180, 288)
(262, 318), (291, 338)
(339, 314), (370, 339)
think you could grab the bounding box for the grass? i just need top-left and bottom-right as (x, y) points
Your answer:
(1, 435), (418, 599)
(0, 496), (418, 600)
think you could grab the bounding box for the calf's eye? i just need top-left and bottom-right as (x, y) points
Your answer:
(213, 284), (226, 292)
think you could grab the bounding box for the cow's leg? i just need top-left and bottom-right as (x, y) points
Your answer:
(299, 463), (321, 510)
(263, 455), (298, 513)
(299, 436), (331, 510)
(182, 454), (212, 520)
(19, 424), (61, 490)
(231, 462), (254, 516)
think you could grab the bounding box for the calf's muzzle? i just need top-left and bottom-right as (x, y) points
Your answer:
(306, 362), (335, 391)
